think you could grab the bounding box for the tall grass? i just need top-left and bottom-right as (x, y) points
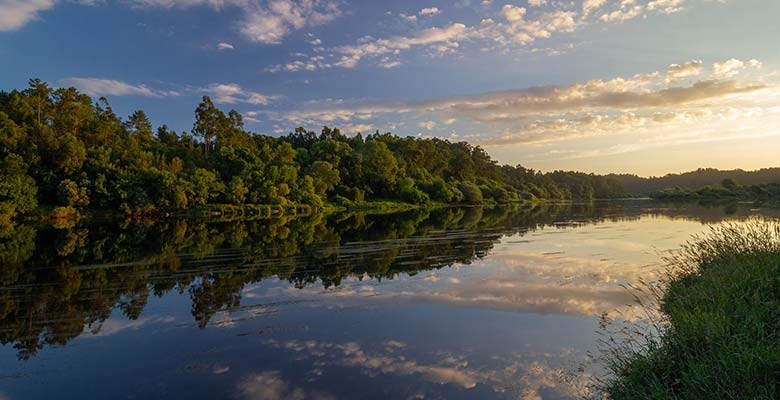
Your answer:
(596, 218), (780, 399)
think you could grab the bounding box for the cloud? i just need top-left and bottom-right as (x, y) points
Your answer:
(419, 7), (441, 15)
(60, 77), (181, 97)
(418, 120), (437, 130)
(129, 0), (342, 44)
(712, 58), (762, 78)
(598, 0), (689, 23)
(217, 41), (234, 50)
(206, 83), (274, 105)
(262, 58), (775, 150)
(666, 60), (702, 81)
(239, 0), (341, 44)
(269, 0), (698, 73)
(0, 0), (57, 31)
(582, 0), (607, 16)
(599, 1), (644, 22)
(331, 23), (468, 69)
(647, 0), (686, 14)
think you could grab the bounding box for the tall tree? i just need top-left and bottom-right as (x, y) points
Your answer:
(192, 96), (226, 157)
(26, 78), (50, 130)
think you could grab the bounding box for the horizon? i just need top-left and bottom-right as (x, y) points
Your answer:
(2, 0), (780, 176)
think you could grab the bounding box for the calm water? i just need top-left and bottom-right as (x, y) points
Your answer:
(2, 201), (779, 399)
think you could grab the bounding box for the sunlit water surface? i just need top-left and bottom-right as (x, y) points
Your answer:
(2, 201), (778, 399)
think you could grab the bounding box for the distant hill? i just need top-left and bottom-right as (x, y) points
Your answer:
(607, 168), (780, 195)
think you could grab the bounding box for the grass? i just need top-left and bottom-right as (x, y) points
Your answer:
(598, 218), (780, 399)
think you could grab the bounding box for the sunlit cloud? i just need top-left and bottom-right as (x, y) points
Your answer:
(261, 58), (774, 153)
(666, 60), (703, 81)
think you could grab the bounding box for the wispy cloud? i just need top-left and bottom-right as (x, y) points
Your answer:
(266, 0), (701, 73)
(0, 0), (57, 31)
(60, 77), (181, 97)
(260, 58), (774, 152)
(205, 83), (274, 105)
(216, 41), (234, 50)
(129, 0), (342, 44)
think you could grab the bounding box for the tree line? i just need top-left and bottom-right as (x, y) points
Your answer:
(609, 168), (780, 195)
(0, 79), (628, 219)
(651, 178), (780, 202)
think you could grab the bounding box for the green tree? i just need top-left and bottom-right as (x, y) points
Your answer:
(192, 96), (226, 157)
(361, 140), (398, 194)
(227, 176), (248, 205)
(308, 161), (340, 196)
(57, 179), (90, 207)
(188, 168), (224, 206)
(0, 154), (38, 216)
(722, 178), (738, 189)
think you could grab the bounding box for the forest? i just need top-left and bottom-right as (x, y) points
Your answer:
(609, 168), (780, 194)
(650, 178), (780, 201)
(0, 79), (626, 219)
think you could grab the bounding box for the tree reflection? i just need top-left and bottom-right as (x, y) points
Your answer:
(0, 201), (771, 359)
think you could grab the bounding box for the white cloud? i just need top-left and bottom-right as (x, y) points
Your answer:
(712, 58), (762, 78)
(60, 77), (181, 97)
(582, 0), (607, 16)
(419, 7), (441, 15)
(217, 41), (234, 50)
(129, 0), (342, 44)
(263, 0), (709, 73)
(239, 0), (341, 44)
(599, 1), (644, 22)
(331, 23), (468, 69)
(418, 120), (437, 130)
(399, 13), (417, 21)
(206, 83), (274, 105)
(0, 0), (57, 31)
(647, 0), (686, 14)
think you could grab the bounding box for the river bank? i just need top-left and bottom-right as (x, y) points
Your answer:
(601, 218), (780, 398)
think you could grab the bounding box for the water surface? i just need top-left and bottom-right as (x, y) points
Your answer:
(2, 201), (778, 399)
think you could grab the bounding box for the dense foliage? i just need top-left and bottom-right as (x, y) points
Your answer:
(0, 79), (628, 218)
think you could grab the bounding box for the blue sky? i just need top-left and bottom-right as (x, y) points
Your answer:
(2, 0), (780, 175)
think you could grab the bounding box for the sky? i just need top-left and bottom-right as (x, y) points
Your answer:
(1, 0), (779, 176)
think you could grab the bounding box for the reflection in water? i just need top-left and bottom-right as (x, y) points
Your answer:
(1, 201), (779, 399)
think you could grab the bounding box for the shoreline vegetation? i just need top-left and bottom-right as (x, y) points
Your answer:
(3, 79), (780, 224)
(0, 79), (627, 224)
(650, 178), (780, 202)
(599, 219), (780, 398)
